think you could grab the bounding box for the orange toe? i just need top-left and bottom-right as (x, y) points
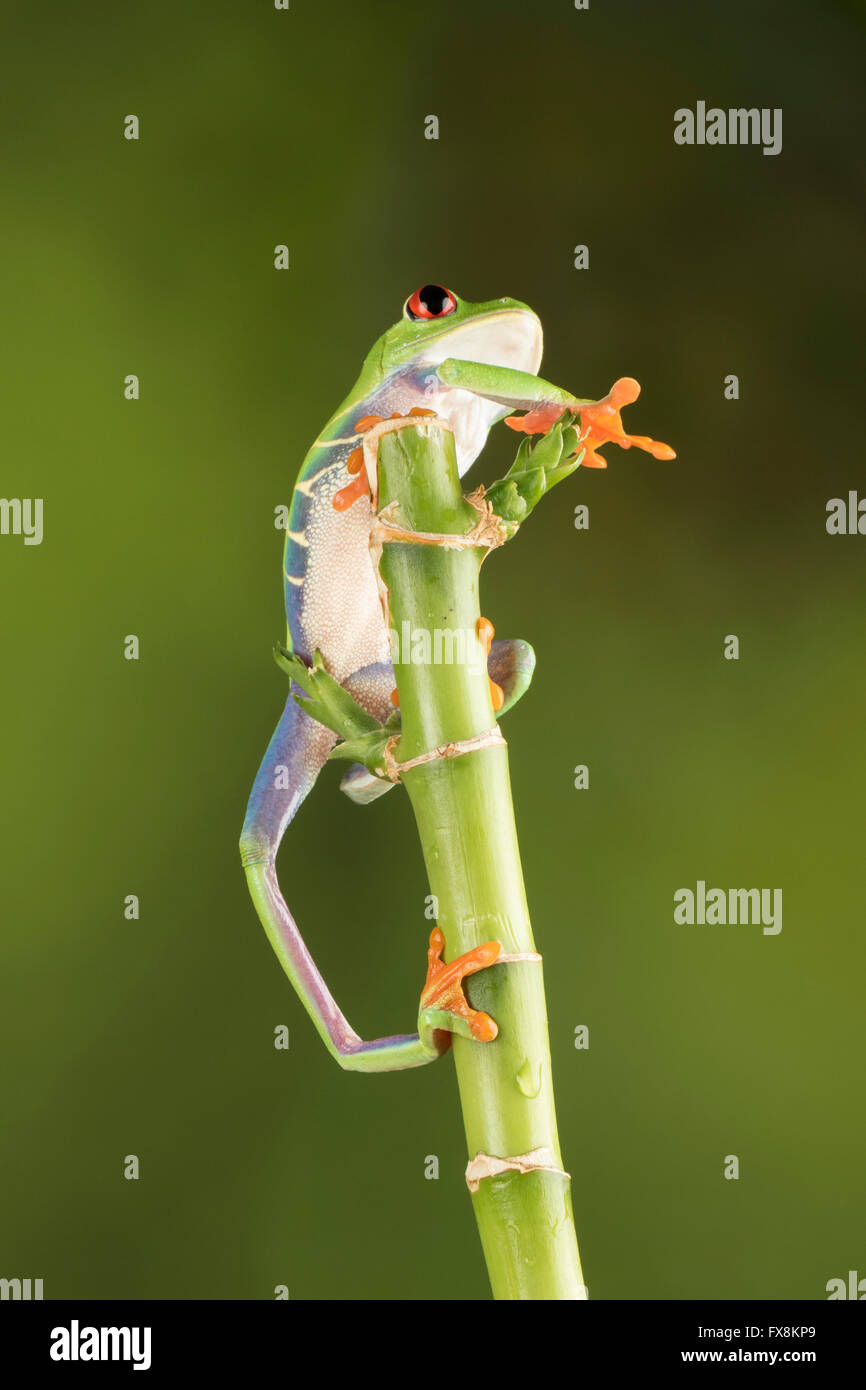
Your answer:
(420, 927), (500, 1042)
(504, 404), (564, 435)
(476, 616), (505, 712)
(576, 377), (676, 467)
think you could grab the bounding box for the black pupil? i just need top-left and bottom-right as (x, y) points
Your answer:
(418, 284), (449, 315)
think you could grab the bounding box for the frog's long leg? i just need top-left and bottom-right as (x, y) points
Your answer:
(338, 638), (535, 806)
(240, 674), (500, 1072)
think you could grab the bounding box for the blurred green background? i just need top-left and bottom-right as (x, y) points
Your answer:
(1, 0), (863, 1300)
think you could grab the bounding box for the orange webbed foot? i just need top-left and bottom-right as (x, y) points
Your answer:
(505, 377), (675, 470)
(419, 927), (501, 1046)
(576, 377), (676, 469)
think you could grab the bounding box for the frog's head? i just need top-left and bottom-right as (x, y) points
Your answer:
(373, 284), (543, 379)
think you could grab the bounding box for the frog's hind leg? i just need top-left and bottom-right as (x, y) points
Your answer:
(241, 669), (451, 1072)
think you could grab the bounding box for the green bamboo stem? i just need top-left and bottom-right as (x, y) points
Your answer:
(377, 419), (586, 1301)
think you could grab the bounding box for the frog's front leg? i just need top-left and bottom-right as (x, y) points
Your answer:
(240, 671), (503, 1072)
(436, 359), (675, 467)
(437, 358), (588, 416)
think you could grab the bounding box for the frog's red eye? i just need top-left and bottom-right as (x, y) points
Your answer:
(405, 285), (457, 321)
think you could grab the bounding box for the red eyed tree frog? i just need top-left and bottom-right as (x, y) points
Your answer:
(240, 285), (673, 1071)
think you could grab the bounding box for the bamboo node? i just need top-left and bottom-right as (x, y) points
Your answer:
(382, 725), (505, 783)
(465, 1146), (572, 1194)
(371, 488), (508, 556)
(361, 414), (453, 509)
